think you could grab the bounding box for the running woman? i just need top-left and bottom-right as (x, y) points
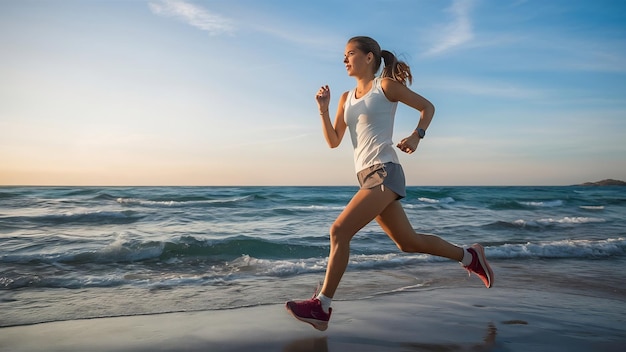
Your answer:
(286, 36), (493, 331)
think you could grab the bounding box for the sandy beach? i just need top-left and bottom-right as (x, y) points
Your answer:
(1, 287), (623, 352)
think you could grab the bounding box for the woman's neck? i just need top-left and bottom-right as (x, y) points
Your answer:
(355, 75), (375, 99)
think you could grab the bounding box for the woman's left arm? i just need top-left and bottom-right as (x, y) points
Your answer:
(381, 78), (435, 154)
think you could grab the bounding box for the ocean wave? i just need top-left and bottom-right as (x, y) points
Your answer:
(417, 196), (455, 204)
(488, 199), (564, 210)
(61, 188), (102, 197)
(0, 236), (163, 265)
(208, 252), (440, 279)
(222, 255), (326, 277)
(4, 232), (623, 269)
(537, 216), (605, 224)
(484, 216), (606, 230)
(0, 235), (328, 266)
(92, 192), (119, 201)
(287, 205), (345, 212)
(164, 237), (626, 278)
(0, 270), (127, 290)
(519, 200), (564, 207)
(488, 201), (527, 210)
(403, 197), (456, 210)
(516, 216), (605, 227)
(2, 237), (624, 290)
(0, 210), (144, 227)
(0, 191), (20, 200)
(162, 235), (328, 261)
(580, 205), (605, 211)
(489, 238), (625, 259)
(115, 195), (255, 208)
(72, 238), (165, 264)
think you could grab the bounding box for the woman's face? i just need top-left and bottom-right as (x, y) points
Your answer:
(344, 42), (373, 77)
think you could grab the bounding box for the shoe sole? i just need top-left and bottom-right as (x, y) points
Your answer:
(285, 304), (329, 331)
(471, 244), (494, 288)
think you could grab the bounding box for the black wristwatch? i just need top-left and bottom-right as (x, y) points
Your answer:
(414, 128), (426, 139)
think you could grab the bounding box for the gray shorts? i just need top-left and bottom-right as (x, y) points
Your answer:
(356, 162), (406, 199)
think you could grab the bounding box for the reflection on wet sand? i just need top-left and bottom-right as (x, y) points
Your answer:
(282, 323), (497, 352)
(283, 336), (328, 352)
(401, 323), (497, 351)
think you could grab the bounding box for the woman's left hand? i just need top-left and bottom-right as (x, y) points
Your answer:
(396, 134), (420, 154)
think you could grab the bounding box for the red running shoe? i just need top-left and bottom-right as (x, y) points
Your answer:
(464, 243), (494, 288)
(285, 295), (332, 331)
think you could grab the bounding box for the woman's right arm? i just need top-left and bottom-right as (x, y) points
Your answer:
(316, 86), (348, 148)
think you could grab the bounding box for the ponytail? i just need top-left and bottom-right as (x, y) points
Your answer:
(381, 50), (413, 86)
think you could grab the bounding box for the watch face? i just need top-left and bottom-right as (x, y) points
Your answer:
(417, 128), (425, 138)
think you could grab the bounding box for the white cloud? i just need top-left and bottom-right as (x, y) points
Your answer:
(424, 0), (475, 56)
(149, 0), (235, 35)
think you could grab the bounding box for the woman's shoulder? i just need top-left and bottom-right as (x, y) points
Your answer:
(339, 90), (350, 108)
(379, 76), (401, 88)
(379, 77), (406, 101)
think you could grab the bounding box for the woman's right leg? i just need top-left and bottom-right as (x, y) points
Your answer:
(286, 186), (399, 330)
(320, 186), (400, 298)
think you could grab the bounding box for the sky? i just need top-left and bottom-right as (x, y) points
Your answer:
(1, 0), (625, 186)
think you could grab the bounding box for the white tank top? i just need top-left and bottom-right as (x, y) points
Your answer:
(343, 77), (399, 172)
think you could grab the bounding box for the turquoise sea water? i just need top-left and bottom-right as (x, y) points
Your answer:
(1, 186), (625, 327)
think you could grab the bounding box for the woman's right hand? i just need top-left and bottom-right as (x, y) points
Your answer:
(315, 85), (331, 113)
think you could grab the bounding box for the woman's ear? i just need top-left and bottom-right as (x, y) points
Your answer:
(367, 52), (373, 64)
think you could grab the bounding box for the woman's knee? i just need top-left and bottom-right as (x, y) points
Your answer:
(393, 235), (425, 253)
(395, 242), (421, 253)
(329, 222), (354, 246)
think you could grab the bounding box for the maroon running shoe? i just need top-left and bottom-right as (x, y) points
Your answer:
(464, 243), (494, 288)
(285, 295), (332, 331)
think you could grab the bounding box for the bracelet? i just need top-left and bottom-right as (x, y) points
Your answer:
(319, 110), (329, 115)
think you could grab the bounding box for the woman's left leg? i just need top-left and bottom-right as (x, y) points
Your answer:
(375, 200), (464, 261)
(375, 200), (494, 288)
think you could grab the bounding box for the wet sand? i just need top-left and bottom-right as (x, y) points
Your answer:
(1, 287), (623, 352)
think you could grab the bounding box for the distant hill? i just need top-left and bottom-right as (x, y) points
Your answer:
(577, 179), (626, 186)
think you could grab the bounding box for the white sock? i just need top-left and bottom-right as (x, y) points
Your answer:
(460, 248), (473, 266)
(316, 293), (332, 313)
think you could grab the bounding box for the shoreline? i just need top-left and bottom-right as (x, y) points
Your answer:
(1, 287), (623, 352)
